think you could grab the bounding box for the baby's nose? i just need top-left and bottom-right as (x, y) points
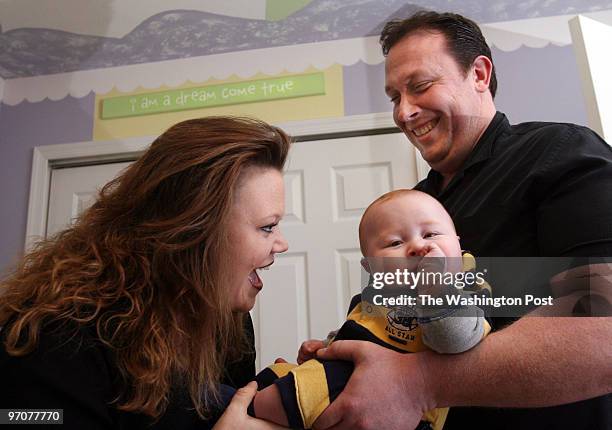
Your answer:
(406, 240), (426, 257)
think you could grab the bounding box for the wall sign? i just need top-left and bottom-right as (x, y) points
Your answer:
(101, 72), (326, 119)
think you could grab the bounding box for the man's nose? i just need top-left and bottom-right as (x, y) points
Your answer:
(395, 97), (420, 124)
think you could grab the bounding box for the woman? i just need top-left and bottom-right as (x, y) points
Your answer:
(0, 117), (290, 429)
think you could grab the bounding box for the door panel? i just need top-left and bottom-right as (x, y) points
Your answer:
(47, 162), (131, 237)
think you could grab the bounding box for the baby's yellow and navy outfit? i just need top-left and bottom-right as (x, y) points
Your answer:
(251, 253), (492, 430)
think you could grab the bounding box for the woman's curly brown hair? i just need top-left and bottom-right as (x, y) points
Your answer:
(0, 116), (291, 419)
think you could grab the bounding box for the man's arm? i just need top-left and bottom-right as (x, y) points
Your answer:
(427, 316), (612, 408)
(314, 316), (612, 430)
(429, 265), (612, 407)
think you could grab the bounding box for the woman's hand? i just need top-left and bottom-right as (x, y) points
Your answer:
(214, 381), (287, 429)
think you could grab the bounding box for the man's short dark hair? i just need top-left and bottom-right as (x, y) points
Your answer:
(380, 11), (497, 98)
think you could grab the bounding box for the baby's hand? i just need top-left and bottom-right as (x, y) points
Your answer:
(417, 243), (447, 273)
(297, 339), (325, 364)
(416, 244), (449, 295)
(421, 243), (446, 259)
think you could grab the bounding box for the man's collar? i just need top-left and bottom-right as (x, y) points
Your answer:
(461, 111), (508, 170)
(421, 111), (509, 195)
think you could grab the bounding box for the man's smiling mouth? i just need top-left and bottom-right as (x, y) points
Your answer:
(412, 118), (439, 137)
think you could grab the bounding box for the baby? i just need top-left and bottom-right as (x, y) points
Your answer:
(248, 189), (491, 430)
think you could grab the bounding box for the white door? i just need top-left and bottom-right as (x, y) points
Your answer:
(47, 162), (132, 237)
(45, 132), (420, 369)
(253, 133), (419, 367)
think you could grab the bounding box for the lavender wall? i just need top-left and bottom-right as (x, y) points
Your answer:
(493, 45), (588, 126)
(0, 93), (95, 273)
(343, 61), (391, 117)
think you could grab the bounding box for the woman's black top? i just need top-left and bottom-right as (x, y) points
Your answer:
(0, 315), (256, 429)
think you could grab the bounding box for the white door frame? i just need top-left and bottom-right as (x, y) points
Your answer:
(569, 15), (612, 141)
(25, 112), (430, 249)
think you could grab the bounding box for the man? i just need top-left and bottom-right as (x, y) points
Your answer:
(314, 11), (612, 430)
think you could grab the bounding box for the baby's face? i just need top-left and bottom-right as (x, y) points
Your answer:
(361, 193), (462, 261)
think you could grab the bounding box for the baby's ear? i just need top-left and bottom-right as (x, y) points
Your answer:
(360, 258), (371, 273)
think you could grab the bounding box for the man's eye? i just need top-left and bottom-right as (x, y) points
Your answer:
(413, 81), (432, 93)
(261, 223), (277, 233)
(389, 95), (399, 104)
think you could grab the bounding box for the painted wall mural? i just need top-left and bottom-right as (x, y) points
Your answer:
(1, 0), (612, 78)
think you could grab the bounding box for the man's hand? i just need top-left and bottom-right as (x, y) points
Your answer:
(313, 340), (434, 430)
(297, 339), (326, 364)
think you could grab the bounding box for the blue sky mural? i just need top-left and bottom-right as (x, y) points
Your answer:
(1, 0), (611, 78)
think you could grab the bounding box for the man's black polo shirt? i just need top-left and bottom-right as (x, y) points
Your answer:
(415, 112), (612, 429)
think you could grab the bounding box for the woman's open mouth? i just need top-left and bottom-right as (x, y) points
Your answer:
(248, 261), (273, 290)
(248, 270), (263, 289)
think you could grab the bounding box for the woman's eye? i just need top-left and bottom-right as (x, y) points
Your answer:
(261, 223), (278, 233)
